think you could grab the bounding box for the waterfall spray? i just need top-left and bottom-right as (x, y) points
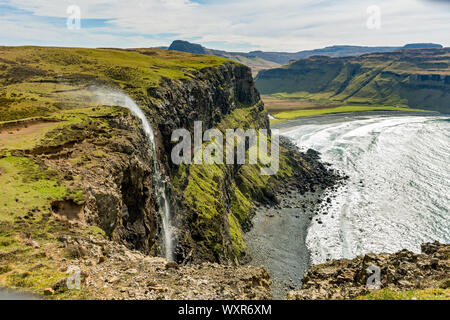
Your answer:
(92, 88), (175, 261)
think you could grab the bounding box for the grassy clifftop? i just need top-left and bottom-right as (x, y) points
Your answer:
(0, 46), (227, 122)
(256, 48), (450, 113)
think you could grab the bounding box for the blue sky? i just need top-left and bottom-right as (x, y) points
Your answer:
(0, 0), (449, 51)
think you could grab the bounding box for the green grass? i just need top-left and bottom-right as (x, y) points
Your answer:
(0, 46), (228, 121)
(356, 288), (450, 300)
(0, 106), (123, 153)
(271, 105), (434, 122)
(0, 217), (100, 300)
(0, 156), (71, 222)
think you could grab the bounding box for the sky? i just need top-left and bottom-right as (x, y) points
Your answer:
(0, 0), (449, 52)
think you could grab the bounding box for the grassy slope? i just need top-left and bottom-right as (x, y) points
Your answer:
(271, 105), (432, 122)
(356, 288), (450, 300)
(0, 150), (106, 298)
(0, 105), (121, 298)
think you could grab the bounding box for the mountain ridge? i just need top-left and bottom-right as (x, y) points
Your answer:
(167, 40), (444, 68)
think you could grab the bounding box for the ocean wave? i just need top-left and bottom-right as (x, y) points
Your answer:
(284, 116), (450, 264)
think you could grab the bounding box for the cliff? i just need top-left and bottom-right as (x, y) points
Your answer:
(0, 46), (338, 298)
(256, 48), (450, 113)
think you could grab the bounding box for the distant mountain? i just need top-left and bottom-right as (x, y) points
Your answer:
(403, 43), (443, 49)
(249, 46), (400, 64)
(250, 43), (444, 64)
(169, 40), (206, 54)
(169, 40), (280, 76)
(255, 48), (450, 113)
(168, 40), (444, 67)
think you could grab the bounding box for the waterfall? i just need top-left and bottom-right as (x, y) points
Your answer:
(92, 89), (175, 261)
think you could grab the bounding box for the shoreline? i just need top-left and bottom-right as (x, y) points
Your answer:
(271, 110), (444, 131)
(251, 110), (447, 299)
(245, 187), (329, 299)
(244, 139), (345, 299)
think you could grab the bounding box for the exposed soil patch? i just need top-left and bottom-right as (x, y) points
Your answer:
(0, 120), (62, 149)
(0, 119), (60, 135)
(51, 200), (84, 223)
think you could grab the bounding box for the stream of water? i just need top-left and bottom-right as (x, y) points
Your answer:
(93, 89), (175, 261)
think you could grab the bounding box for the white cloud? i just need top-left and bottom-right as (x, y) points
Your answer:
(0, 0), (449, 51)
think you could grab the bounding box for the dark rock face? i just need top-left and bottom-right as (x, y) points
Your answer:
(288, 242), (450, 300)
(44, 112), (159, 255)
(151, 62), (261, 147)
(143, 63), (266, 263)
(168, 40), (207, 55)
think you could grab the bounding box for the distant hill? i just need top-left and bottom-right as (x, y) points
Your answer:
(249, 46), (399, 64)
(167, 40), (444, 76)
(255, 48), (450, 113)
(169, 40), (206, 54)
(168, 40), (280, 76)
(249, 44), (444, 64)
(403, 43), (443, 49)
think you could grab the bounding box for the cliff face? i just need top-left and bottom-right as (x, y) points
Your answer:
(256, 48), (450, 113)
(0, 47), (339, 298)
(148, 61), (262, 157)
(0, 46), (288, 267)
(0, 46), (281, 296)
(144, 61), (269, 263)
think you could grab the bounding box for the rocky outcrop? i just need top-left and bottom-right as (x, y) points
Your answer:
(288, 242), (450, 300)
(40, 111), (159, 255)
(168, 40), (207, 55)
(52, 234), (272, 300)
